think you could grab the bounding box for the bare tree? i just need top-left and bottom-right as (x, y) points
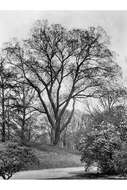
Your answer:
(5, 21), (120, 145)
(10, 79), (36, 143)
(85, 84), (127, 121)
(0, 56), (16, 142)
(97, 86), (127, 112)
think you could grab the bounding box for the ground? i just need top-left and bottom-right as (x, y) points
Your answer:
(0, 142), (82, 170)
(12, 167), (126, 179)
(11, 167), (127, 179)
(0, 142), (85, 179)
(29, 143), (82, 170)
(0, 143), (125, 179)
(12, 167), (84, 179)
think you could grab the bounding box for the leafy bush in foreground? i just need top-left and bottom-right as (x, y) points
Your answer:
(79, 121), (127, 175)
(0, 142), (39, 179)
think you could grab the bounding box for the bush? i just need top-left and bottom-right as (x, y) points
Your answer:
(0, 142), (39, 179)
(79, 121), (127, 175)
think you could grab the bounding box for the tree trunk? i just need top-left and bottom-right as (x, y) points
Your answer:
(52, 125), (61, 146)
(62, 128), (67, 147)
(21, 114), (25, 144)
(50, 127), (55, 144)
(28, 127), (31, 142)
(7, 98), (10, 140)
(1, 87), (5, 142)
(21, 84), (26, 144)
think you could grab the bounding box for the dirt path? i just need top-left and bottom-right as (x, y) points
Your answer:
(11, 167), (86, 179)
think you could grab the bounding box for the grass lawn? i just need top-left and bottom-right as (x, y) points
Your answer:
(29, 143), (82, 170)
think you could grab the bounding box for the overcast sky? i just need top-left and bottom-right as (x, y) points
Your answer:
(0, 11), (127, 77)
(0, 11), (127, 62)
(0, 11), (127, 75)
(0, 11), (127, 110)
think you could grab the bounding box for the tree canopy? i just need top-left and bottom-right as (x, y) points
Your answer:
(5, 20), (121, 145)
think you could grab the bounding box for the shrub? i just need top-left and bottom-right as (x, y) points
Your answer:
(79, 121), (127, 175)
(0, 142), (39, 179)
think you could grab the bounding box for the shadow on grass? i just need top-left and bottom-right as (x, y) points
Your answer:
(48, 171), (127, 180)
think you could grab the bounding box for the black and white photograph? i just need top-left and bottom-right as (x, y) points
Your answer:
(1, 9), (127, 181)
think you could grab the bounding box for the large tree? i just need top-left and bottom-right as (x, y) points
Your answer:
(5, 21), (120, 145)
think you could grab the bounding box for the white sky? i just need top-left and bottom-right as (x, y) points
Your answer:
(0, 11), (127, 75)
(0, 11), (127, 110)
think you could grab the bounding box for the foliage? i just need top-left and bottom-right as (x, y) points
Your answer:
(0, 142), (39, 179)
(79, 117), (127, 175)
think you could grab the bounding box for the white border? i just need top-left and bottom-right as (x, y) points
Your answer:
(1, 0), (127, 190)
(1, 180), (127, 190)
(0, 0), (126, 10)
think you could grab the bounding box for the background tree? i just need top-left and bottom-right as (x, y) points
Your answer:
(95, 85), (127, 112)
(10, 80), (36, 144)
(0, 56), (16, 142)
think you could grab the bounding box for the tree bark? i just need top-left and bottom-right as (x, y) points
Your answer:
(52, 124), (61, 145)
(21, 116), (25, 143)
(21, 84), (26, 144)
(50, 127), (54, 144)
(62, 129), (67, 147)
(1, 86), (5, 142)
(7, 98), (10, 140)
